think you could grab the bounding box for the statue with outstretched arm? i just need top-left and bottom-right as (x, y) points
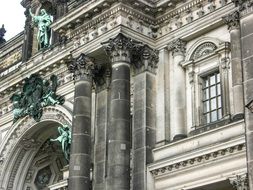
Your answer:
(29, 8), (53, 49)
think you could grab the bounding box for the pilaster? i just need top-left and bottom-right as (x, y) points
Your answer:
(132, 45), (158, 190)
(223, 11), (244, 121)
(167, 38), (187, 141)
(232, 1), (253, 189)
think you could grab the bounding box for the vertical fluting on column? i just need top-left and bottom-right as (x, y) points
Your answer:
(102, 33), (141, 190)
(168, 39), (187, 141)
(93, 66), (111, 190)
(132, 45), (158, 190)
(223, 11), (244, 121)
(68, 54), (95, 190)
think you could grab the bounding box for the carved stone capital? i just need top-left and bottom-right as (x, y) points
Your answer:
(232, 0), (253, 11)
(229, 174), (249, 190)
(68, 53), (97, 81)
(223, 11), (240, 31)
(167, 38), (187, 56)
(101, 33), (142, 63)
(133, 45), (159, 74)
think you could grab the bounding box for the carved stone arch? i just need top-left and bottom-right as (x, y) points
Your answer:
(185, 37), (222, 61)
(0, 105), (72, 190)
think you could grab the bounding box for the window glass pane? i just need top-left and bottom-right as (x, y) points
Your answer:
(218, 109), (222, 119)
(210, 75), (216, 85)
(204, 101), (210, 112)
(204, 89), (209, 100)
(217, 84), (221, 95)
(205, 114), (210, 124)
(210, 86), (216, 98)
(217, 73), (220, 83)
(211, 111), (217, 122)
(211, 98), (217, 110)
(217, 96), (222, 108)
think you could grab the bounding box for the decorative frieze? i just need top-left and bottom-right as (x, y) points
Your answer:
(150, 143), (246, 177)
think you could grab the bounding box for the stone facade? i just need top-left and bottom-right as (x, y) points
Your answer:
(0, 0), (251, 190)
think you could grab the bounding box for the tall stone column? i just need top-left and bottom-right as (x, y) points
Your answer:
(229, 174), (249, 190)
(68, 54), (96, 190)
(102, 33), (140, 190)
(132, 45), (158, 190)
(233, 1), (253, 189)
(223, 11), (244, 121)
(168, 39), (187, 141)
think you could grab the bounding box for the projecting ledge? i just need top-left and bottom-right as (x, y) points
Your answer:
(152, 120), (245, 162)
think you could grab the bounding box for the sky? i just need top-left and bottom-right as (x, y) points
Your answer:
(0, 0), (26, 40)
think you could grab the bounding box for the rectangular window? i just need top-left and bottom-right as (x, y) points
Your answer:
(202, 72), (222, 124)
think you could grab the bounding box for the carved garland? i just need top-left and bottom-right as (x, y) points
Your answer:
(150, 143), (245, 177)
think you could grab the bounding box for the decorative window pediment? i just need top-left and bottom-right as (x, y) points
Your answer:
(191, 42), (217, 60)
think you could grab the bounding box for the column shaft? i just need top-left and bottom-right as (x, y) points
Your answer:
(107, 62), (131, 190)
(69, 79), (92, 189)
(171, 53), (187, 141)
(230, 28), (244, 120)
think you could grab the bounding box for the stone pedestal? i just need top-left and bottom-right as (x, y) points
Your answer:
(68, 54), (95, 190)
(168, 39), (187, 141)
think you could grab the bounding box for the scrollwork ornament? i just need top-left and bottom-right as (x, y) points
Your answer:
(232, 0), (253, 11)
(229, 174), (249, 190)
(168, 38), (187, 56)
(101, 33), (142, 62)
(68, 53), (98, 81)
(133, 45), (159, 74)
(222, 11), (240, 31)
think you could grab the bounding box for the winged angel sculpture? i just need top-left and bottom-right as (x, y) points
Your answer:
(10, 74), (64, 123)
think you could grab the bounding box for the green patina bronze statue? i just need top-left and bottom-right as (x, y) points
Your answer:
(50, 124), (71, 161)
(10, 74), (64, 123)
(29, 8), (53, 50)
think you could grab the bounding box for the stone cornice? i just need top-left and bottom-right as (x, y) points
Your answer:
(150, 142), (246, 177)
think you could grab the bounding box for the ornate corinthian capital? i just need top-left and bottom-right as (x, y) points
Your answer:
(223, 11), (240, 31)
(168, 38), (187, 56)
(101, 33), (142, 62)
(229, 174), (249, 190)
(134, 45), (159, 74)
(68, 53), (96, 81)
(232, 0), (253, 11)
